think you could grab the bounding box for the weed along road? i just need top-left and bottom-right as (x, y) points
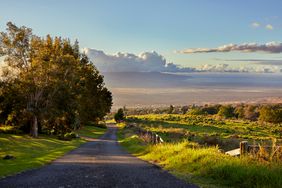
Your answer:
(0, 124), (196, 188)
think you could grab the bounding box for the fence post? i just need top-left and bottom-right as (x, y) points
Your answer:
(240, 141), (248, 156)
(152, 134), (156, 144)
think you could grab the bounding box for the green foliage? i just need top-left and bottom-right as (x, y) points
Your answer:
(259, 105), (282, 123)
(58, 132), (77, 141)
(235, 105), (245, 119)
(202, 105), (221, 115)
(217, 105), (235, 118)
(244, 105), (259, 121)
(188, 107), (207, 115)
(114, 108), (125, 122)
(0, 22), (112, 137)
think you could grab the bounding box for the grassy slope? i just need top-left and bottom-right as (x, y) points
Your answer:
(0, 126), (106, 178)
(118, 124), (282, 188)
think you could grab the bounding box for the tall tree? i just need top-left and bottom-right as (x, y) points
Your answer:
(0, 22), (112, 137)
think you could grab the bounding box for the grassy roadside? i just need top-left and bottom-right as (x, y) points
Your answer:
(117, 124), (282, 188)
(76, 125), (107, 138)
(0, 125), (106, 178)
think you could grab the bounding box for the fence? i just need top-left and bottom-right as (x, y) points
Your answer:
(125, 123), (164, 144)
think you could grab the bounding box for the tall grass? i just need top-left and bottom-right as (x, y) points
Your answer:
(142, 141), (282, 188)
(119, 128), (282, 188)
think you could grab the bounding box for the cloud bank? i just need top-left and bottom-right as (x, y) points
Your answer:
(83, 48), (282, 73)
(178, 42), (282, 54)
(83, 48), (195, 72)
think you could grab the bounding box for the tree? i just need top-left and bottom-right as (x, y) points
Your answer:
(259, 105), (282, 123)
(244, 105), (259, 121)
(181, 105), (189, 114)
(217, 105), (235, 118)
(234, 105), (245, 119)
(168, 105), (174, 114)
(114, 108), (125, 122)
(0, 22), (112, 137)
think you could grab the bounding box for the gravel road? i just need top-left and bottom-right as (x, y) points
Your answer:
(0, 124), (197, 188)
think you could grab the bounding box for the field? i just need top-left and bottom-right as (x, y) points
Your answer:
(0, 126), (106, 178)
(118, 114), (282, 188)
(126, 114), (282, 151)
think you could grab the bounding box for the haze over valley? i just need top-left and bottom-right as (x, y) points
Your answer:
(102, 72), (282, 108)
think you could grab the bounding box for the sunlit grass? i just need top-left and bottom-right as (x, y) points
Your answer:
(0, 134), (85, 178)
(76, 125), (106, 138)
(118, 126), (282, 188)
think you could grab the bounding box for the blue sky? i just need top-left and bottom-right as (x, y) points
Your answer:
(1, 0), (282, 69)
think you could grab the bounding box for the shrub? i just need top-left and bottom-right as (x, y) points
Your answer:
(259, 105), (282, 123)
(188, 108), (206, 115)
(58, 132), (77, 141)
(217, 105), (235, 118)
(244, 105), (259, 121)
(181, 106), (189, 114)
(114, 108), (125, 122)
(202, 105), (221, 115)
(235, 105), (245, 119)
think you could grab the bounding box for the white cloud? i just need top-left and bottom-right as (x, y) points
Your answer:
(251, 22), (260, 28)
(83, 48), (192, 72)
(178, 42), (282, 54)
(265, 24), (274, 30)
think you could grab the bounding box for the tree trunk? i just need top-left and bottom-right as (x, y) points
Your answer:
(31, 115), (38, 137)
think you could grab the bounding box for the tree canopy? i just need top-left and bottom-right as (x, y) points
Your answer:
(0, 22), (112, 137)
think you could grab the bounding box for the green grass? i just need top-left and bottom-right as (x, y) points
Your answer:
(76, 125), (107, 138)
(126, 114), (282, 151)
(0, 125), (107, 178)
(118, 125), (282, 188)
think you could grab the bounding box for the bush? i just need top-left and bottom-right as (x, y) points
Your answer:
(218, 105), (235, 118)
(188, 108), (207, 115)
(181, 106), (189, 114)
(244, 105), (259, 121)
(58, 132), (77, 141)
(0, 126), (22, 134)
(202, 105), (221, 115)
(114, 108), (125, 122)
(259, 105), (282, 123)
